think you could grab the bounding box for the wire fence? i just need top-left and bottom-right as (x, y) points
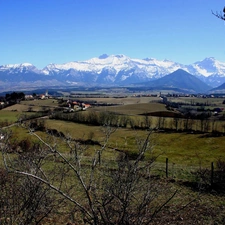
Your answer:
(151, 158), (225, 192)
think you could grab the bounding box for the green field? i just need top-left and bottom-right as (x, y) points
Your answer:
(1, 96), (225, 224)
(1, 98), (225, 169)
(43, 119), (225, 167)
(0, 111), (21, 123)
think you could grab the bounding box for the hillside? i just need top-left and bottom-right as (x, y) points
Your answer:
(144, 69), (211, 93)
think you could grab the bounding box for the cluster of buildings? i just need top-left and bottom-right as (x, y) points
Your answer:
(25, 90), (50, 100)
(66, 100), (91, 112)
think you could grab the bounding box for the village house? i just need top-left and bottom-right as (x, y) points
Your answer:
(25, 95), (34, 100)
(82, 103), (91, 110)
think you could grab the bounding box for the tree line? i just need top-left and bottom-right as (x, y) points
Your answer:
(50, 110), (225, 134)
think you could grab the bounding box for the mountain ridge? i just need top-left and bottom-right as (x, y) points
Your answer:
(1, 54), (225, 92)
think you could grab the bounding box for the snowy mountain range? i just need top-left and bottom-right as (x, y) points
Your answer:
(1, 54), (225, 92)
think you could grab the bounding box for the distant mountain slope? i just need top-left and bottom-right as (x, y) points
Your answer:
(0, 55), (225, 92)
(210, 82), (225, 92)
(145, 69), (212, 93)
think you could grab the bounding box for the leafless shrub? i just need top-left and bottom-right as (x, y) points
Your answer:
(1, 127), (182, 224)
(0, 139), (58, 225)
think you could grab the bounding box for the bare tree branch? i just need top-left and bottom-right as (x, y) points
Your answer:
(212, 8), (225, 21)
(12, 169), (93, 219)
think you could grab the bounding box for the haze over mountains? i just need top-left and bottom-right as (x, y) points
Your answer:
(1, 54), (225, 93)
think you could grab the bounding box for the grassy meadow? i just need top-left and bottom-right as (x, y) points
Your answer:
(1, 97), (225, 169)
(0, 111), (21, 123)
(1, 96), (225, 224)
(43, 119), (225, 168)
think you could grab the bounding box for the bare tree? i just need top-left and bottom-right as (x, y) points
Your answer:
(144, 114), (152, 129)
(1, 126), (179, 225)
(173, 117), (180, 131)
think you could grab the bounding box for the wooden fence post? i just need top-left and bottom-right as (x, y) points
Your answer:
(166, 158), (168, 178)
(98, 151), (101, 165)
(211, 162), (214, 188)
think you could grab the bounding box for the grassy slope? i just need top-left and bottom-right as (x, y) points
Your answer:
(2, 124), (225, 225)
(0, 111), (21, 123)
(155, 132), (225, 167)
(1, 106), (225, 224)
(45, 119), (225, 168)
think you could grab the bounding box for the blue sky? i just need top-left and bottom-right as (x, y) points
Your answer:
(1, 0), (225, 69)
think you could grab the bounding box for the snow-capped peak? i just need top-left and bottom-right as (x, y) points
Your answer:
(2, 62), (34, 69)
(2, 54), (225, 88)
(0, 62), (43, 75)
(190, 57), (225, 77)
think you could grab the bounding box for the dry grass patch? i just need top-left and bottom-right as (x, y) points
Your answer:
(75, 96), (161, 105)
(3, 99), (59, 112)
(91, 102), (168, 115)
